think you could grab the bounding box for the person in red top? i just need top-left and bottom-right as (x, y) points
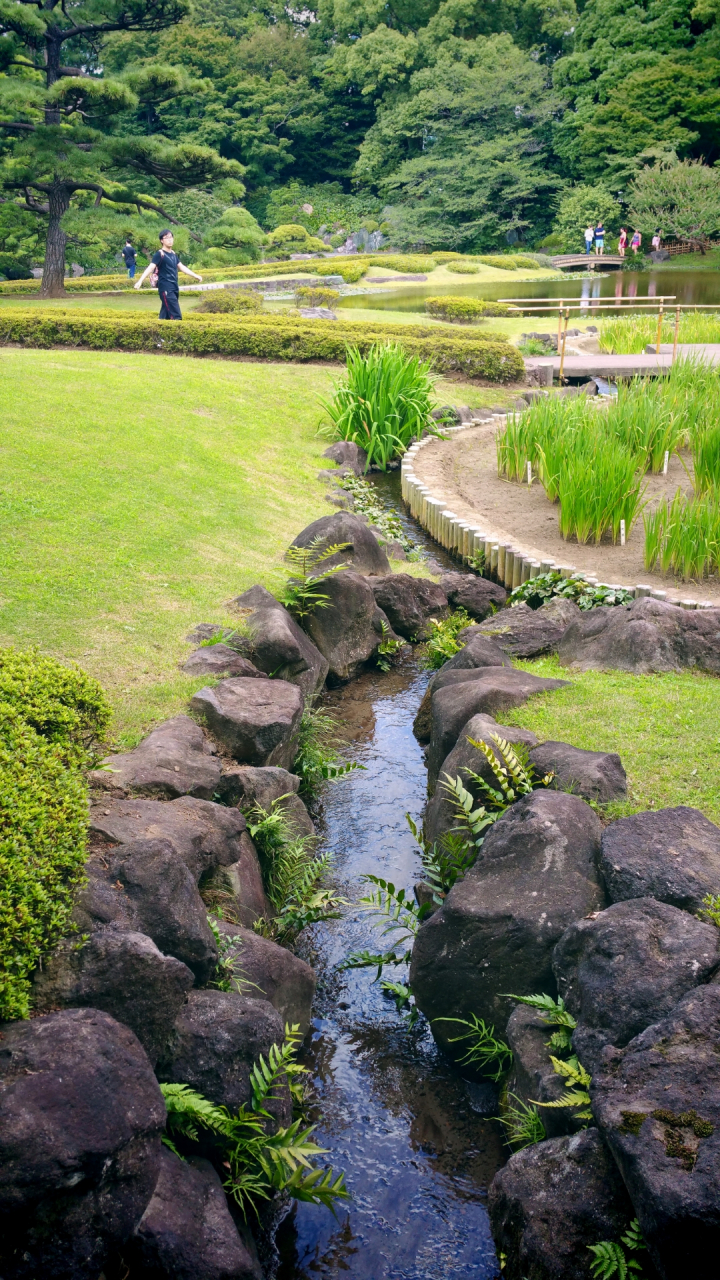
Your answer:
(618, 228), (628, 257)
(134, 229), (202, 319)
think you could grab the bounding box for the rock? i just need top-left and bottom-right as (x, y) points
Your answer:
(191, 677), (304, 770)
(89, 716), (222, 801)
(425, 713), (539, 841)
(218, 923), (316, 1033)
(130, 1147), (261, 1280)
(599, 806), (720, 914)
(488, 1129), (635, 1280)
(217, 764), (313, 837)
(157, 990), (290, 1121)
(301, 569), (396, 684)
(231, 590), (328, 698)
(32, 930), (194, 1065)
(410, 791), (604, 1045)
(0, 1008), (165, 1280)
(505, 1004), (586, 1139)
(370, 573), (448, 640)
(412, 635), (511, 743)
(528, 741), (627, 803)
(89, 795), (250, 882)
(322, 440), (368, 475)
(553, 899), (720, 1076)
(290, 511), (390, 576)
(185, 624), (252, 654)
(384, 539), (407, 560)
(426, 668), (570, 788)
(469, 598), (582, 658)
(592, 985), (720, 1277)
(558, 597), (720, 674)
(202, 836), (271, 928)
(182, 645), (264, 679)
(439, 572), (507, 620)
(74, 839), (218, 983)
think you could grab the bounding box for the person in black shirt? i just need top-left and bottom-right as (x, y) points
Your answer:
(121, 239), (137, 279)
(134, 229), (202, 319)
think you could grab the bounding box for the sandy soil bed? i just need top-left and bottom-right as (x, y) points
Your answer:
(413, 423), (720, 606)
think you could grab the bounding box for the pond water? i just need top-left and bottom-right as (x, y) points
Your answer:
(337, 268), (720, 316)
(276, 485), (506, 1280)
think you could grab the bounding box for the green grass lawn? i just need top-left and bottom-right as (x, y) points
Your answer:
(507, 657), (720, 825)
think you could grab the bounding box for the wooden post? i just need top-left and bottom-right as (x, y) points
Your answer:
(656, 302), (664, 353)
(673, 307), (680, 363)
(556, 300), (563, 353)
(558, 307), (570, 384)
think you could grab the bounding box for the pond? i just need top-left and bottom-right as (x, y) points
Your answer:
(337, 269), (720, 316)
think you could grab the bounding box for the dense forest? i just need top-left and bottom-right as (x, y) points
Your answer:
(2, 0), (720, 276)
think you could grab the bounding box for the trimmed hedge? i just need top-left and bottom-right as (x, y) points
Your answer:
(0, 649), (111, 1022)
(425, 296), (513, 322)
(0, 309), (525, 381)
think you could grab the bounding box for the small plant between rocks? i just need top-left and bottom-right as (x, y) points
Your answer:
(509, 571), (634, 611)
(280, 536), (351, 619)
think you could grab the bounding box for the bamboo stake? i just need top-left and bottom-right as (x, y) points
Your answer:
(673, 307), (680, 363)
(558, 307), (570, 384)
(655, 302), (664, 352)
(556, 299), (563, 352)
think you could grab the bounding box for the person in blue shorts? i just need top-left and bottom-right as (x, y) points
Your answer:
(134, 229), (202, 319)
(594, 223), (605, 256)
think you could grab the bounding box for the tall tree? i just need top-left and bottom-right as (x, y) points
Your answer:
(0, 0), (241, 294)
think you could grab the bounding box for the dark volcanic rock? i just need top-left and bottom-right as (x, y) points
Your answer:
(553, 898), (720, 1075)
(130, 1147), (261, 1280)
(599, 806), (720, 914)
(32, 930), (193, 1065)
(192, 676), (304, 769)
(439, 572), (507, 619)
(291, 510), (390, 575)
(558, 597), (720, 674)
(89, 715), (222, 800)
(592, 985), (720, 1277)
(182, 645), (264, 679)
(231, 590), (328, 698)
(89, 795), (249, 882)
(157, 990), (290, 1121)
(370, 573), (448, 640)
(424, 713), (539, 842)
(410, 791), (604, 1046)
(468, 597), (581, 658)
(528, 740), (627, 803)
(488, 1129), (635, 1280)
(322, 440), (368, 475)
(412, 637), (511, 742)
(113, 839), (219, 981)
(216, 764), (314, 838)
(505, 1004), (586, 1139)
(301, 569), (397, 683)
(0, 1008), (165, 1280)
(427, 668), (569, 787)
(218, 923), (316, 1033)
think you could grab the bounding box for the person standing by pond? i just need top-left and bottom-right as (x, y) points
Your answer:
(121, 238), (136, 279)
(594, 222), (605, 255)
(631, 230), (642, 255)
(584, 224), (594, 256)
(134, 230), (202, 319)
(652, 229), (662, 253)
(618, 227), (628, 258)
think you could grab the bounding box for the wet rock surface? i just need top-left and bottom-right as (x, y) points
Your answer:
(468, 597), (581, 658)
(599, 805), (720, 913)
(0, 1008), (165, 1280)
(592, 984), (720, 1277)
(553, 898), (720, 1075)
(370, 573), (448, 640)
(528, 740), (627, 803)
(558, 597), (720, 674)
(218, 922), (316, 1033)
(192, 676), (304, 769)
(301, 569), (396, 683)
(424, 713), (539, 841)
(439, 572), (507, 619)
(411, 791), (604, 1043)
(291, 510), (390, 575)
(488, 1129), (636, 1280)
(89, 715), (222, 800)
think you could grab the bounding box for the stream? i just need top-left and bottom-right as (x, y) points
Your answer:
(276, 481), (506, 1279)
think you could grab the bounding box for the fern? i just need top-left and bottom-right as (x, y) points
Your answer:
(380, 979), (419, 1026)
(463, 733), (554, 810)
(339, 945), (413, 978)
(292, 705), (364, 797)
(357, 874), (425, 941)
(406, 812), (476, 898)
(280, 537), (351, 619)
(698, 891), (720, 928)
(588, 1219), (647, 1278)
(376, 618), (404, 671)
(532, 1055), (593, 1121)
(504, 992), (577, 1055)
(433, 1014), (513, 1081)
(161, 1082), (231, 1142)
(439, 773), (497, 849)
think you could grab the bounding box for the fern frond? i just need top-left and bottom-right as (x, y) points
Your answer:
(621, 1220), (646, 1253)
(160, 1082), (231, 1140)
(587, 1241), (629, 1279)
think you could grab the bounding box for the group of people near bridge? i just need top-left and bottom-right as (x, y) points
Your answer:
(584, 225), (661, 258)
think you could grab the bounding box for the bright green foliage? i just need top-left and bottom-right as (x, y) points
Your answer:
(629, 158), (720, 245)
(0, 648), (109, 1021)
(425, 296), (512, 322)
(423, 607), (473, 668)
(552, 183), (621, 252)
(588, 1218), (647, 1279)
(445, 262), (480, 274)
(376, 619), (405, 671)
(292, 705), (364, 796)
(692, 422), (720, 494)
(433, 1014), (513, 1080)
(295, 286), (340, 308)
(195, 289), (263, 313)
(504, 992), (577, 1054)
(160, 1026), (348, 1217)
(533, 1055), (593, 1121)
(698, 892), (720, 928)
(280, 536), (351, 618)
(341, 874), (426, 978)
(246, 799), (345, 941)
(644, 490), (720, 580)
(496, 1094), (547, 1150)
(380, 979), (419, 1026)
(198, 207), (266, 267)
(601, 312), (720, 354)
(440, 733), (553, 856)
(607, 379), (686, 474)
(406, 812), (477, 901)
(509, 571), (634, 611)
(337, 474), (416, 552)
(260, 182), (382, 237)
(266, 224), (327, 255)
(319, 343), (443, 470)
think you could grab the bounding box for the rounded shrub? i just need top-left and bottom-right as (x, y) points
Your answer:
(295, 286), (340, 308)
(425, 296), (512, 323)
(195, 289), (263, 314)
(446, 262), (481, 275)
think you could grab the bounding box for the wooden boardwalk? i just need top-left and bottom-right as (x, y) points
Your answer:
(550, 253), (625, 270)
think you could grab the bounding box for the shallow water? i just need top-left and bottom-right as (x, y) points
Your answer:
(277, 660), (505, 1279)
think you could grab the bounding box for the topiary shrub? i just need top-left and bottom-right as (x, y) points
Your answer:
(476, 256), (519, 270)
(295, 286), (340, 308)
(431, 252), (464, 264)
(425, 296), (512, 323)
(266, 223), (327, 255)
(446, 262), (480, 275)
(0, 649), (111, 1021)
(195, 289), (263, 314)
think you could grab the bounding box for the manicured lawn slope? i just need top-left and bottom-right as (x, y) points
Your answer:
(508, 657), (720, 824)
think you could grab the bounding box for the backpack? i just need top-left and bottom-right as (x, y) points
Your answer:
(150, 249), (164, 288)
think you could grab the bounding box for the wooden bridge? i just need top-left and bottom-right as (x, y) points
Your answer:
(550, 254), (625, 270)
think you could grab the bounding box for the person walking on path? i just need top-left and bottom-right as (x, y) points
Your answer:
(618, 227), (628, 258)
(134, 229), (202, 319)
(594, 222), (605, 255)
(584, 224), (594, 256)
(651, 229), (662, 252)
(631, 230), (642, 255)
(122, 239), (137, 279)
